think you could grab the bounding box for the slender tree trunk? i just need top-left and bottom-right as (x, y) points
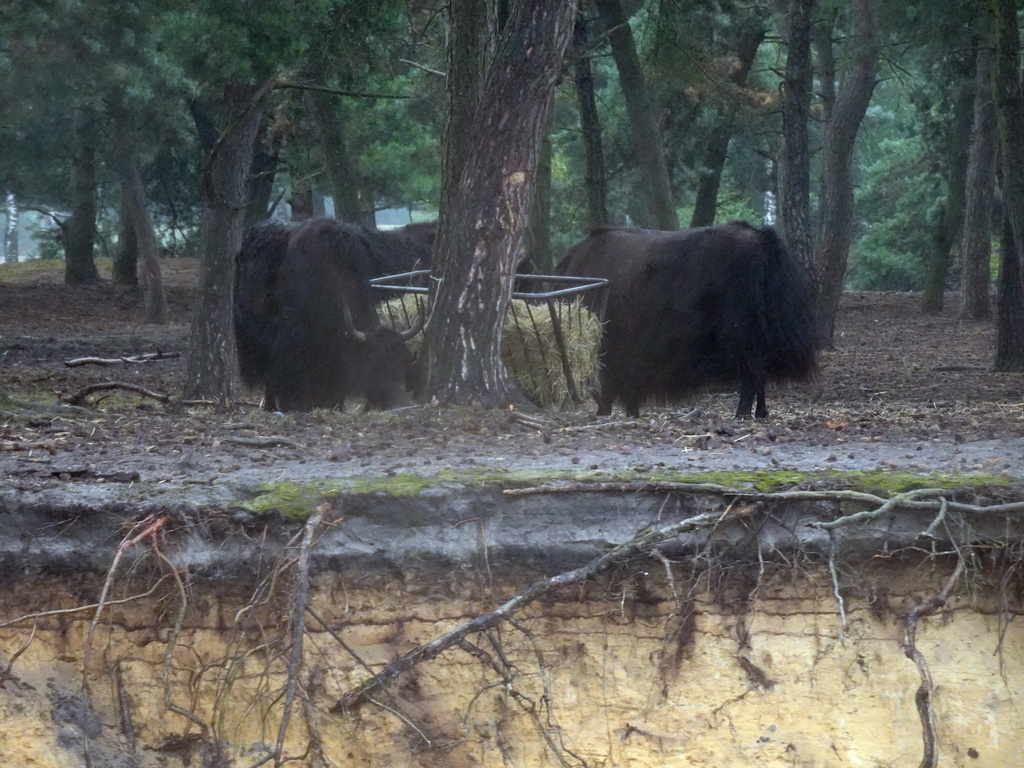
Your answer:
(306, 90), (371, 225)
(64, 105), (100, 285)
(573, 16), (608, 230)
(690, 14), (766, 228)
(527, 135), (554, 272)
(4, 193), (18, 264)
(112, 190), (138, 287)
(593, 0), (677, 230)
(991, 0), (1024, 370)
(995, 211), (1024, 368)
(813, 6), (837, 121)
(922, 77), (974, 313)
(959, 39), (996, 321)
(776, 0), (815, 271)
(184, 79), (275, 401)
(111, 96), (168, 324)
(425, 0), (577, 405)
(813, 0), (881, 346)
(244, 113), (282, 231)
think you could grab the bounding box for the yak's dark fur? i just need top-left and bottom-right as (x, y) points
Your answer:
(556, 221), (818, 418)
(234, 218), (432, 411)
(234, 220), (293, 388)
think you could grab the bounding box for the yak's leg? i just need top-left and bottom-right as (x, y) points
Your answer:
(736, 377), (768, 419)
(754, 386), (768, 419)
(595, 363), (616, 415)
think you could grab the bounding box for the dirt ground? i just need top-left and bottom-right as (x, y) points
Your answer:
(1, 257), (1023, 496)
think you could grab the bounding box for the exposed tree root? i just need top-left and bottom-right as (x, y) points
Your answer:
(903, 553), (967, 768)
(332, 505), (757, 711)
(251, 503), (326, 768)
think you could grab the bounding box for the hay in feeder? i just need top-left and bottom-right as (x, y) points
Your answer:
(503, 298), (602, 407)
(377, 294), (602, 408)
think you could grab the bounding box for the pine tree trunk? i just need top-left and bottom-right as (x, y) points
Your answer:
(573, 16), (608, 230)
(424, 0), (577, 406)
(593, 0), (677, 230)
(64, 106), (100, 285)
(776, 0), (815, 271)
(112, 191), (139, 287)
(991, 0), (1024, 370)
(439, 1), (491, 225)
(4, 193), (18, 264)
(995, 212), (1024, 369)
(111, 96), (168, 324)
(245, 114), (282, 231)
(813, 0), (881, 346)
(527, 135), (554, 273)
(690, 14), (766, 228)
(922, 79), (974, 313)
(959, 40), (996, 321)
(306, 90), (370, 225)
(184, 80), (274, 401)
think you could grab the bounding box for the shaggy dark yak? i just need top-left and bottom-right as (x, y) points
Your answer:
(556, 221), (819, 418)
(233, 218), (434, 411)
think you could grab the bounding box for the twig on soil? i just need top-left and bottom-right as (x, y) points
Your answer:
(0, 440), (58, 452)
(332, 505), (757, 712)
(65, 351), (181, 367)
(903, 554), (966, 768)
(66, 381), (171, 406)
(222, 435), (303, 449)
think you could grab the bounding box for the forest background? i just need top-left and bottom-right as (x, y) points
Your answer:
(2, 0), (1023, 405)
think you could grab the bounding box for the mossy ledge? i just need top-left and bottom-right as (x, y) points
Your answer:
(240, 467), (1017, 520)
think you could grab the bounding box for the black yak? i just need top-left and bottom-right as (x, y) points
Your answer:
(235, 217), (428, 412)
(234, 220), (293, 390)
(556, 221), (818, 418)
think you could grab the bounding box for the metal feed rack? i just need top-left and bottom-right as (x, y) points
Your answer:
(371, 271), (608, 406)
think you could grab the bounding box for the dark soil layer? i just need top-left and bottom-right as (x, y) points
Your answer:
(1, 258), (1022, 497)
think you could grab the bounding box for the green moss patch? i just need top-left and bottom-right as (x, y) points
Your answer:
(239, 467), (1016, 520)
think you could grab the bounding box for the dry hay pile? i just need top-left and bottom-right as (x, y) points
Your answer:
(378, 295), (602, 407)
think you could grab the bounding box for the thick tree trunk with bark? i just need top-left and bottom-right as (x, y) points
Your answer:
(922, 79), (974, 313)
(593, 0), (677, 230)
(813, 0), (880, 347)
(439, 1), (491, 225)
(573, 16), (608, 230)
(64, 106), (100, 285)
(424, 0), (577, 406)
(689, 14), (766, 228)
(991, 0), (1024, 371)
(184, 80), (275, 401)
(776, 0), (815, 271)
(959, 40), (996, 321)
(111, 97), (168, 324)
(995, 212), (1024, 369)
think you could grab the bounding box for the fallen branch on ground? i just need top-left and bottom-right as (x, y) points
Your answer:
(65, 351), (181, 367)
(66, 381), (171, 406)
(221, 435), (303, 449)
(0, 440), (59, 452)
